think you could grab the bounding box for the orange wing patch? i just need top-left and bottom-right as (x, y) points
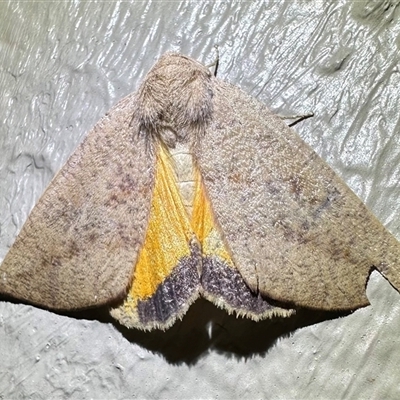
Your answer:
(111, 144), (290, 330)
(110, 146), (201, 330)
(191, 168), (234, 267)
(131, 145), (195, 300)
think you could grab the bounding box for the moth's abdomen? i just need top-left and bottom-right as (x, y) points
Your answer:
(169, 143), (196, 218)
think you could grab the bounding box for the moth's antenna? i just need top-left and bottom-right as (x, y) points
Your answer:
(207, 45), (220, 77)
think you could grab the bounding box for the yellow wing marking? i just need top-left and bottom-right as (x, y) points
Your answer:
(125, 145), (194, 305)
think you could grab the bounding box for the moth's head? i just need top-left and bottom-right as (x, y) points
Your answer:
(132, 53), (214, 148)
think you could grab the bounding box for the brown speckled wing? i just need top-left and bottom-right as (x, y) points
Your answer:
(0, 93), (155, 310)
(196, 78), (400, 311)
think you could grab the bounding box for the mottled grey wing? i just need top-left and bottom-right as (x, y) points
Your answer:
(0, 93), (155, 310)
(196, 78), (400, 311)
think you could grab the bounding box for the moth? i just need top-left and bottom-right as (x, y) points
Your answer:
(1, 53), (400, 331)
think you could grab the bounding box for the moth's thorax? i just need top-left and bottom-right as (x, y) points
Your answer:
(168, 142), (196, 217)
(134, 53), (214, 146)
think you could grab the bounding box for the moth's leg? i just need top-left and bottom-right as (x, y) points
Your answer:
(278, 112), (314, 127)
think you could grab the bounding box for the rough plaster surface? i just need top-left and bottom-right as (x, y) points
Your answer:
(1, 1), (400, 399)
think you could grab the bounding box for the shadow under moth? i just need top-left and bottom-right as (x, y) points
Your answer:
(1, 53), (400, 331)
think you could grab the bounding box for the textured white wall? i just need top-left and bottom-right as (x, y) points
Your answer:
(1, 1), (400, 398)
